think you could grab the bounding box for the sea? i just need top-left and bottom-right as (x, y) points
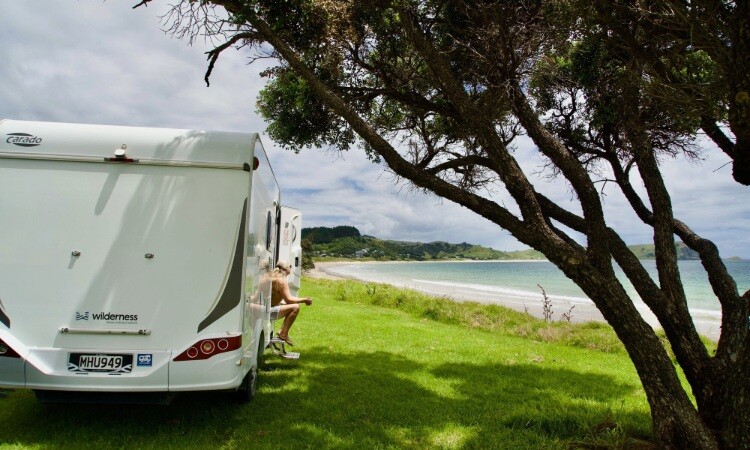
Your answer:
(325, 260), (750, 319)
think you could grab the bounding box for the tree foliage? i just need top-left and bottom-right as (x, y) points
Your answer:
(302, 225), (361, 244)
(136, 1), (749, 447)
(300, 237), (315, 271)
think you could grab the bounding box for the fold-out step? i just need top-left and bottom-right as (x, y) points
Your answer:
(269, 339), (300, 359)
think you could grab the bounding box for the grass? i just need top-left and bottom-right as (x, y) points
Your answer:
(323, 278), (627, 354)
(0, 276), (656, 449)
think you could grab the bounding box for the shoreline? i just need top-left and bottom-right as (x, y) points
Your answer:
(306, 260), (721, 342)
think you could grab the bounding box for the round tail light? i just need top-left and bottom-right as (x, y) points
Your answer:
(200, 340), (215, 355)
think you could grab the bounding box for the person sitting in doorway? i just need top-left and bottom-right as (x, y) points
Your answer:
(270, 260), (312, 346)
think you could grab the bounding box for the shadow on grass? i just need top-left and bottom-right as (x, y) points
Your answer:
(0, 347), (648, 448)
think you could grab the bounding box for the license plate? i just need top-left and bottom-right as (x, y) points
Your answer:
(68, 353), (133, 374)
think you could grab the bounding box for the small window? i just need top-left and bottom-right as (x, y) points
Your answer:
(291, 225), (298, 244)
(265, 211), (273, 250)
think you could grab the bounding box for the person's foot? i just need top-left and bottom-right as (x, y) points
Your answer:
(277, 334), (295, 346)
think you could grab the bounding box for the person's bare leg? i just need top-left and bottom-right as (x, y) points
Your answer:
(277, 304), (300, 343)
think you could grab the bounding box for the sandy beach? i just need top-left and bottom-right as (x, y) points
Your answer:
(307, 260), (722, 342)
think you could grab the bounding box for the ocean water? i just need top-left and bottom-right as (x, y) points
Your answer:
(327, 260), (750, 317)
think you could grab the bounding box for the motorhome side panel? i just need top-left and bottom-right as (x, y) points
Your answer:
(246, 139), (280, 351)
(0, 121), (259, 393)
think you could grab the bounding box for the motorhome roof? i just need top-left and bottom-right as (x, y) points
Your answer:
(0, 120), (259, 167)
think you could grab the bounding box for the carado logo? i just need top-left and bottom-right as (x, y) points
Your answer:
(6, 132), (42, 147)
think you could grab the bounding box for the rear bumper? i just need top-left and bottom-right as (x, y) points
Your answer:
(0, 349), (246, 392)
(169, 351), (245, 391)
(24, 348), (171, 392)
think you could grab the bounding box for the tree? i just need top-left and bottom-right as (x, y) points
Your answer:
(300, 237), (315, 271)
(302, 225), (361, 243)
(135, 1), (748, 447)
(573, 1), (750, 186)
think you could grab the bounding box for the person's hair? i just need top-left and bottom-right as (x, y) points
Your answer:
(271, 260), (292, 283)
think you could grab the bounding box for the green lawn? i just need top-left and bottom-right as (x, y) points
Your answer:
(0, 277), (653, 449)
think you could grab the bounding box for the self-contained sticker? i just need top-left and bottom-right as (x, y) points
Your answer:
(137, 354), (153, 367)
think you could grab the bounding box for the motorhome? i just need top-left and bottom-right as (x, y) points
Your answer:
(0, 119), (301, 403)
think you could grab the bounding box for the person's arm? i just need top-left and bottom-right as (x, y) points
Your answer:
(280, 281), (313, 305)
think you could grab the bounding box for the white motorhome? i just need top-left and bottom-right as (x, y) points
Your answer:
(0, 119), (300, 403)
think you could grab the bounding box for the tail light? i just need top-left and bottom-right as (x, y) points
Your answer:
(173, 335), (242, 361)
(0, 338), (20, 358)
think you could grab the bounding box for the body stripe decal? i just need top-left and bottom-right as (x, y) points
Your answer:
(0, 297), (9, 328)
(197, 199), (247, 332)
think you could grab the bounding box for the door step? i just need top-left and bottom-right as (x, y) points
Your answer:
(269, 339), (300, 359)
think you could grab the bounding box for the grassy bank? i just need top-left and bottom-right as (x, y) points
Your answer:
(0, 277), (655, 449)
(315, 277), (628, 354)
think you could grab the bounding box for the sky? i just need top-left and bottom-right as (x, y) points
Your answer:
(1, 1), (748, 258)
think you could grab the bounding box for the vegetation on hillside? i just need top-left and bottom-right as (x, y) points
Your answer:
(303, 225), (543, 261)
(301, 225), (360, 243)
(628, 243), (700, 260)
(312, 236), (509, 260)
(302, 226), (711, 262)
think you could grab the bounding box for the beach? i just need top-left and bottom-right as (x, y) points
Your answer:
(307, 260), (722, 342)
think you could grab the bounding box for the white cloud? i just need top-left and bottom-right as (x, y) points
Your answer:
(2, 1), (748, 258)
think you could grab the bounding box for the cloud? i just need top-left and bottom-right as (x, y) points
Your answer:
(0, 1), (261, 131)
(2, 1), (748, 258)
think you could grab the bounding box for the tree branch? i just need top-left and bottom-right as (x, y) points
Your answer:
(700, 116), (736, 158)
(425, 155), (493, 176)
(246, 10), (537, 247)
(397, 6), (553, 232)
(204, 32), (254, 87)
(132, 0), (152, 9)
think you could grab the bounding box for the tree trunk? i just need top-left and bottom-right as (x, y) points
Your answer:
(605, 311), (720, 449)
(734, 140), (750, 185)
(718, 349), (750, 449)
(560, 263), (720, 449)
(730, 3), (750, 185)
(696, 289), (750, 449)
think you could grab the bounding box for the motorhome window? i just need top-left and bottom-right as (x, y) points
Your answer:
(265, 212), (272, 250)
(291, 225), (297, 244)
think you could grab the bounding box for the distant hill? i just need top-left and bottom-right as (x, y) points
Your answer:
(627, 243), (700, 260)
(505, 248), (546, 260)
(303, 227), (507, 260)
(470, 245), (707, 261)
(303, 226), (538, 261)
(301, 226), (729, 261)
(309, 235), (509, 260)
